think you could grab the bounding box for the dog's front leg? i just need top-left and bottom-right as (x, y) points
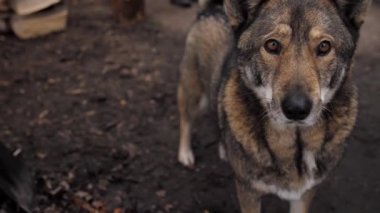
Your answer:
(236, 181), (262, 213)
(177, 85), (195, 168)
(289, 188), (316, 213)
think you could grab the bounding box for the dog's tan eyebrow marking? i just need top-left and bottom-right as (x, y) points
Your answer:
(277, 24), (292, 36)
(264, 24), (292, 40)
(309, 27), (334, 41)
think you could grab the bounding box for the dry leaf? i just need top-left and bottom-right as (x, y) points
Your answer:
(66, 88), (85, 95)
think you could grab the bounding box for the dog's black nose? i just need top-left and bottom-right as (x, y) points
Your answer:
(281, 91), (312, 121)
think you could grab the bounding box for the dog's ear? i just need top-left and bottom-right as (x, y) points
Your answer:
(335, 0), (372, 29)
(224, 0), (263, 29)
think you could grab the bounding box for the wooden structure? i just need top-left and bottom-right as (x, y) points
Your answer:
(0, 0), (68, 39)
(10, 0), (60, 15)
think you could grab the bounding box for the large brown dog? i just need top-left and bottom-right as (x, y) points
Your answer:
(177, 0), (371, 212)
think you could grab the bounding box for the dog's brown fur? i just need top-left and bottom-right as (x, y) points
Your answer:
(177, 0), (370, 212)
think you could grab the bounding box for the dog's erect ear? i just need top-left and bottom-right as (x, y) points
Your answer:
(224, 0), (263, 29)
(335, 0), (372, 29)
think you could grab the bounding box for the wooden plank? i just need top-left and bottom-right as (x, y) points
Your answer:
(9, 0), (60, 15)
(10, 4), (68, 39)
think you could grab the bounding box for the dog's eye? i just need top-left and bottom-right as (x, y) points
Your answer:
(264, 39), (282, 55)
(317, 40), (332, 56)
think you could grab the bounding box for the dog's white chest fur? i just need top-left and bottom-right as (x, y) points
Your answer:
(251, 151), (323, 201)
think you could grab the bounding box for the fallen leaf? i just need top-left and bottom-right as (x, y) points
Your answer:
(36, 152), (47, 159)
(0, 80), (10, 87)
(47, 78), (61, 85)
(13, 148), (22, 157)
(50, 186), (62, 195)
(60, 181), (70, 191)
(75, 191), (92, 201)
(91, 200), (104, 210)
(120, 99), (127, 107)
(164, 203), (174, 212)
(123, 143), (139, 159)
(66, 88), (85, 95)
(38, 110), (49, 119)
(73, 196), (97, 213)
(85, 110), (97, 117)
(113, 208), (122, 213)
(89, 128), (103, 136)
(156, 190), (166, 198)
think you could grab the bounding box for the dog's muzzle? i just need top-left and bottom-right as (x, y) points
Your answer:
(281, 90), (312, 121)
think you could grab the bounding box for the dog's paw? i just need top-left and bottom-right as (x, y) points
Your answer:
(218, 143), (228, 162)
(178, 148), (195, 168)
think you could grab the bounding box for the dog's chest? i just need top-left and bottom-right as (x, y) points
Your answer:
(251, 150), (323, 201)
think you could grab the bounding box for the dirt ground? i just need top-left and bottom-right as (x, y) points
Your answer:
(0, 0), (379, 212)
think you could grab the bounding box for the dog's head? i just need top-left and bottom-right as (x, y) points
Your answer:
(225, 0), (370, 127)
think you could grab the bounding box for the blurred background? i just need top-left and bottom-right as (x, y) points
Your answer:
(0, 0), (379, 212)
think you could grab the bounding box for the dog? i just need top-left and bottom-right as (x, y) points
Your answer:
(177, 0), (371, 212)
